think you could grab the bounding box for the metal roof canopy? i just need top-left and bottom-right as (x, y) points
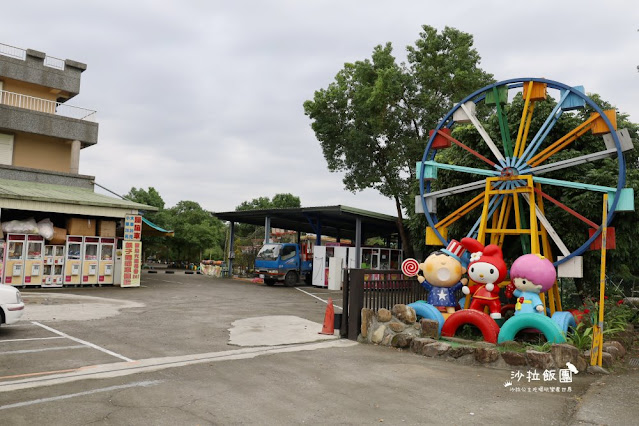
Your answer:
(213, 205), (400, 242)
(214, 205), (401, 272)
(0, 178), (157, 218)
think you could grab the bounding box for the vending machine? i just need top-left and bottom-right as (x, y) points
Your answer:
(4, 234), (26, 286)
(82, 237), (99, 285)
(42, 245), (64, 287)
(24, 235), (44, 286)
(44, 245), (54, 266)
(99, 237), (115, 285)
(64, 236), (83, 285)
(52, 245), (64, 286)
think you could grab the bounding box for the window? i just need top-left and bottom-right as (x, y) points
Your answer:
(0, 133), (14, 165)
(281, 245), (297, 260)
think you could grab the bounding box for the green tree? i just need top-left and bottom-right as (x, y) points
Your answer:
(125, 187), (171, 260)
(304, 26), (493, 257)
(166, 201), (226, 263)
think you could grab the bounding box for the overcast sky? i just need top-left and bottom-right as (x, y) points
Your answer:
(3, 1), (638, 216)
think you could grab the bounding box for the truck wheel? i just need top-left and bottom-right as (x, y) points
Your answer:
(264, 278), (276, 286)
(284, 271), (298, 287)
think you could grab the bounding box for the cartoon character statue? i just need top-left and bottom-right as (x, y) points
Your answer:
(417, 240), (468, 314)
(460, 238), (507, 319)
(507, 253), (557, 315)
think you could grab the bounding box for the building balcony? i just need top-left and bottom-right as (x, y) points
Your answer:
(0, 91), (98, 145)
(1, 90), (96, 121)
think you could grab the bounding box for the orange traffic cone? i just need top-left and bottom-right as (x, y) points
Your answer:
(319, 297), (335, 335)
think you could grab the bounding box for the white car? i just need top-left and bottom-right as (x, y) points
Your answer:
(0, 285), (24, 325)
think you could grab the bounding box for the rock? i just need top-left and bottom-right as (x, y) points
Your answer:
(525, 350), (555, 370)
(602, 345), (620, 360)
(454, 353), (476, 366)
(474, 347), (500, 364)
(574, 356), (588, 373)
(389, 321), (406, 333)
(391, 333), (413, 349)
(382, 334), (392, 346)
(501, 351), (528, 366)
(422, 342), (451, 357)
(420, 319), (439, 339)
(587, 365), (610, 375)
(601, 352), (614, 369)
(371, 325), (386, 344)
(377, 309), (392, 323)
(475, 341), (497, 348)
(498, 340), (525, 350)
(551, 344), (583, 370)
(448, 345), (475, 359)
(605, 340), (626, 358)
(410, 337), (437, 355)
(440, 336), (477, 346)
(392, 304), (417, 324)
(361, 309), (374, 338)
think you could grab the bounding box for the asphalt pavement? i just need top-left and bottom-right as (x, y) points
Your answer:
(0, 272), (634, 425)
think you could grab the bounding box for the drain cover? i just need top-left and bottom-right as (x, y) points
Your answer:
(629, 358), (639, 367)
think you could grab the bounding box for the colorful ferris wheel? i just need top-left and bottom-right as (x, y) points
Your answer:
(418, 78), (635, 289)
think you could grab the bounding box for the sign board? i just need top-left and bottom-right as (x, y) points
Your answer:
(121, 240), (142, 287)
(124, 215), (142, 241)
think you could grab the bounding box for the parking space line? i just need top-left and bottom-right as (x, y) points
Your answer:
(0, 380), (163, 411)
(31, 322), (134, 362)
(0, 337), (65, 343)
(0, 368), (81, 381)
(0, 339), (356, 392)
(295, 288), (343, 310)
(0, 345), (87, 355)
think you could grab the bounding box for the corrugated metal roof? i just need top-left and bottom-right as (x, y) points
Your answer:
(213, 205), (399, 241)
(0, 178), (157, 213)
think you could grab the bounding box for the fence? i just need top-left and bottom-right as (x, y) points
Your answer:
(0, 90), (96, 121)
(0, 43), (65, 70)
(342, 269), (426, 340)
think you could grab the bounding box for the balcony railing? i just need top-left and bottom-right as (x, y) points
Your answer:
(0, 90), (96, 121)
(0, 42), (65, 70)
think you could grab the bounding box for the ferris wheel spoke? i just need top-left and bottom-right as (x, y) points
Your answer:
(530, 148), (618, 175)
(521, 193), (571, 257)
(432, 130), (498, 168)
(532, 186), (599, 228)
(532, 176), (617, 193)
(418, 161), (501, 179)
(435, 191), (485, 229)
(470, 193), (505, 241)
(459, 102), (506, 163)
(527, 113), (600, 167)
(515, 90), (570, 167)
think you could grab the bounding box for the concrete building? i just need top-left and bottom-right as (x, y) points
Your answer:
(0, 43), (157, 287)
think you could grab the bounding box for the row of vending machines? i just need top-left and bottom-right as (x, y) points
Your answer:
(1, 234), (115, 287)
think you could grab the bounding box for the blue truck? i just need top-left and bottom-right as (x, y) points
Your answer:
(254, 243), (312, 286)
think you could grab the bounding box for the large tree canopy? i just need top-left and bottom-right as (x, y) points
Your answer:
(126, 188), (226, 263)
(304, 26), (494, 257)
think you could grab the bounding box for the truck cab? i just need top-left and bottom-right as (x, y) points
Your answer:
(255, 243), (312, 286)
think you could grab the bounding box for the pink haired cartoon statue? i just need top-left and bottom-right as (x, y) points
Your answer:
(508, 254), (557, 315)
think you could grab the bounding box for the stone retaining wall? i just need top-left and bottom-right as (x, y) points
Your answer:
(359, 304), (631, 372)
